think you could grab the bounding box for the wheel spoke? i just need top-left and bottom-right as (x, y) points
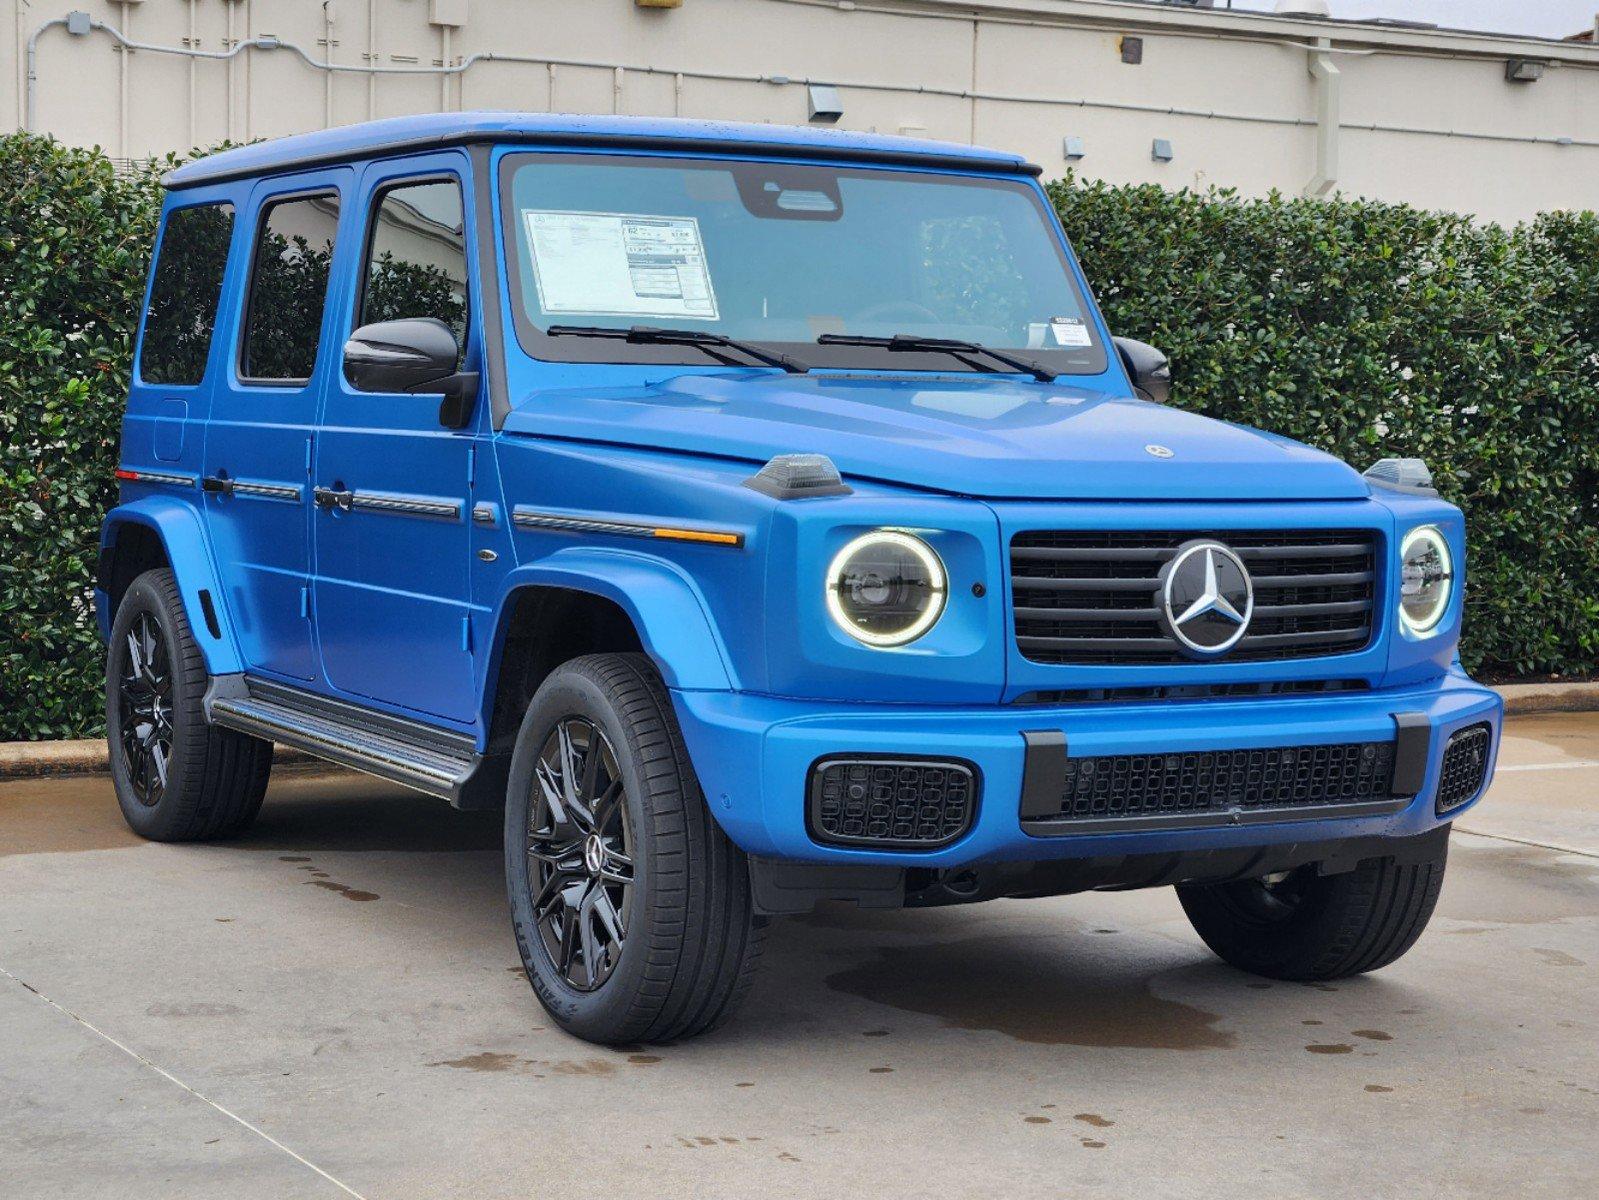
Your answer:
(149, 741), (169, 789)
(556, 909), (578, 976)
(593, 887), (626, 943)
(534, 758), (571, 828)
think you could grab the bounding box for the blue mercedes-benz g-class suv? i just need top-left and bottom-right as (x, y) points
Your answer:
(100, 113), (1500, 1044)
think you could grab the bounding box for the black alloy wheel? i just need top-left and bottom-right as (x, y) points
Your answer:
(117, 611), (175, 806)
(526, 717), (635, 991)
(105, 567), (273, 841)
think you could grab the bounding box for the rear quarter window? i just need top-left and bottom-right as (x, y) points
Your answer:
(139, 202), (235, 385)
(241, 193), (341, 383)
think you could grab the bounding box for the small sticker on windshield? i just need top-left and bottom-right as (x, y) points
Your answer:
(1050, 317), (1092, 348)
(523, 210), (719, 321)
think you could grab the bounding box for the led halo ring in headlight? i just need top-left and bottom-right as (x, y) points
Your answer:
(825, 530), (948, 647)
(1399, 524), (1454, 635)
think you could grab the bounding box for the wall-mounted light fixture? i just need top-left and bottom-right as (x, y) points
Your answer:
(1120, 36), (1144, 64)
(1505, 58), (1547, 82)
(1151, 138), (1174, 162)
(1062, 135), (1086, 161)
(808, 83), (844, 124)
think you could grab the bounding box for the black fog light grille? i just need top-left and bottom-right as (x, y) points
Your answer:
(1436, 723), (1493, 814)
(1022, 737), (1406, 835)
(810, 757), (978, 849)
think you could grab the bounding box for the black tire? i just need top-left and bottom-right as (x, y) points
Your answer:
(1177, 840), (1448, 981)
(504, 653), (767, 1045)
(106, 568), (273, 841)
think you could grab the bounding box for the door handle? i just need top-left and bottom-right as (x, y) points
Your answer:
(313, 485), (353, 511)
(201, 474), (235, 496)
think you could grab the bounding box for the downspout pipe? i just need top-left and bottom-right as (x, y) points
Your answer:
(1306, 37), (1341, 197)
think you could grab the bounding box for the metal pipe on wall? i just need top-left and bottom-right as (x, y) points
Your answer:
(1306, 38), (1340, 197)
(23, 13), (1599, 156)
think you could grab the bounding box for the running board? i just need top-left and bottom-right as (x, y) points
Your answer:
(205, 675), (503, 807)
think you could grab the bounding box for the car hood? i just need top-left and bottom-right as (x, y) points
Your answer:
(501, 372), (1371, 501)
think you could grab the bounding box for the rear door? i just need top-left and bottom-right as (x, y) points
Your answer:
(203, 170), (351, 682)
(310, 154), (480, 723)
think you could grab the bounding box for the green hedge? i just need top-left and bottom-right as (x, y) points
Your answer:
(2, 136), (165, 741)
(1, 134), (1595, 740)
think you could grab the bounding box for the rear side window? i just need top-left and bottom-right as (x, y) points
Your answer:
(241, 193), (341, 382)
(140, 202), (235, 385)
(359, 178), (469, 367)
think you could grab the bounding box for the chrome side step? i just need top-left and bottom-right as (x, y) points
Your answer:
(206, 675), (481, 804)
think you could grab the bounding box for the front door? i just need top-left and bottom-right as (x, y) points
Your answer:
(311, 156), (480, 724)
(203, 171), (351, 682)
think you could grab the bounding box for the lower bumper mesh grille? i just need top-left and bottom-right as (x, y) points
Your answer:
(810, 757), (977, 849)
(1436, 723), (1493, 813)
(1025, 739), (1403, 833)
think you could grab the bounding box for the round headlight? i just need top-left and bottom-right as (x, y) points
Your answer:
(825, 531), (947, 647)
(1399, 525), (1453, 634)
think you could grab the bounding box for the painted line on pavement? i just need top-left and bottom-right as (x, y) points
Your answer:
(1454, 828), (1599, 862)
(1495, 761), (1599, 773)
(0, 963), (369, 1199)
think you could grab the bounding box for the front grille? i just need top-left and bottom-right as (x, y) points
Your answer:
(810, 757), (977, 849)
(1014, 680), (1371, 706)
(1010, 529), (1379, 665)
(1436, 723), (1493, 813)
(1033, 740), (1397, 827)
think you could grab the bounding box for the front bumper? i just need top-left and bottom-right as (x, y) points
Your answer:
(671, 667), (1501, 866)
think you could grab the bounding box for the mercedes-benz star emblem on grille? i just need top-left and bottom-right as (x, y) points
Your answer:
(1160, 540), (1254, 656)
(1144, 444), (1175, 459)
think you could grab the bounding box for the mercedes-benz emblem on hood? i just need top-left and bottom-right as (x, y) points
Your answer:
(1145, 444), (1175, 459)
(1160, 540), (1253, 656)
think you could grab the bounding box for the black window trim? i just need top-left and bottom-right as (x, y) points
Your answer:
(351, 170), (472, 374)
(496, 149), (1110, 378)
(236, 185), (345, 389)
(136, 198), (238, 389)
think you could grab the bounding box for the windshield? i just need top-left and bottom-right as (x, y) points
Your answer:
(500, 153), (1108, 377)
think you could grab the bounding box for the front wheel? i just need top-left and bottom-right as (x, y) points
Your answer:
(504, 653), (766, 1045)
(1177, 840), (1448, 981)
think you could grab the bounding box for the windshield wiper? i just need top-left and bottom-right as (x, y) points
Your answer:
(816, 333), (1056, 382)
(547, 324), (810, 374)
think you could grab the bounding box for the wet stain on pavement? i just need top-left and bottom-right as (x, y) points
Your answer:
(306, 879), (379, 902)
(1532, 948), (1585, 967)
(1024, 1116), (1051, 1125)
(1080, 1139), (1107, 1149)
(1305, 1044), (1354, 1055)
(0, 778), (142, 857)
(429, 1051), (521, 1073)
(427, 1053), (616, 1077)
(1074, 1113), (1114, 1128)
(824, 939), (1234, 1050)
(1365, 1085), (1394, 1093)
(628, 1054), (662, 1065)
(1352, 1030), (1393, 1042)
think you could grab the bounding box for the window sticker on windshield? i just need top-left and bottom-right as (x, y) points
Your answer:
(522, 210), (719, 321)
(1050, 316), (1092, 347)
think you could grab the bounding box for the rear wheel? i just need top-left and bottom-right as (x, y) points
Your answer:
(504, 653), (766, 1045)
(106, 568), (273, 841)
(1177, 840), (1448, 981)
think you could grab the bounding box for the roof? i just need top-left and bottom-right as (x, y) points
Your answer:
(164, 112), (1038, 188)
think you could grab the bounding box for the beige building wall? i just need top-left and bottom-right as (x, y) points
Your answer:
(7, 0), (1599, 223)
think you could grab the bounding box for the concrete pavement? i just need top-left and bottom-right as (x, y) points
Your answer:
(2, 714), (1596, 1199)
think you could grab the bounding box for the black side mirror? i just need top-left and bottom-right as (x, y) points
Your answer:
(1113, 336), (1171, 405)
(344, 317), (481, 429)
